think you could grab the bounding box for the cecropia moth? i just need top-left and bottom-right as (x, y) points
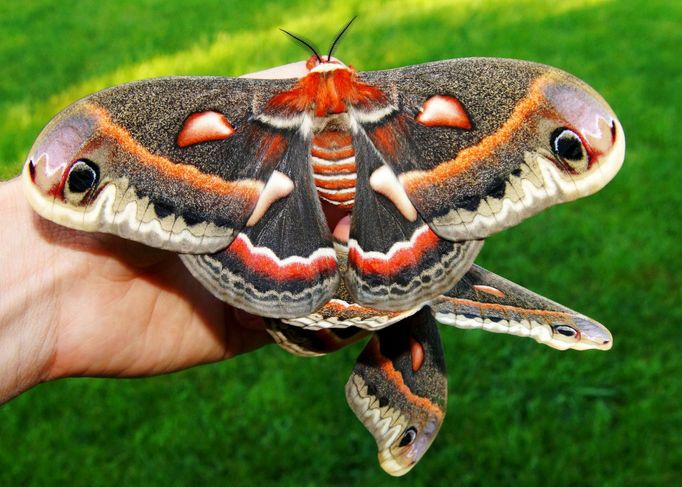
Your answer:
(20, 22), (624, 475)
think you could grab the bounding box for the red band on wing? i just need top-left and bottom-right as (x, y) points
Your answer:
(226, 234), (337, 281)
(257, 133), (287, 164)
(371, 124), (397, 157)
(348, 226), (440, 277)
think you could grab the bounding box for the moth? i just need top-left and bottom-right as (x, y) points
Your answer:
(22, 21), (624, 475)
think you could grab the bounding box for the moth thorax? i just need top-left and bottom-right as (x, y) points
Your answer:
(310, 119), (357, 210)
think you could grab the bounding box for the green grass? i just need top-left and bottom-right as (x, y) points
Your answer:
(1, 0), (680, 484)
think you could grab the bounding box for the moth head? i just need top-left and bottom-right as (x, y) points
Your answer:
(526, 73), (625, 197)
(377, 415), (442, 476)
(306, 54), (348, 73)
(289, 17), (355, 73)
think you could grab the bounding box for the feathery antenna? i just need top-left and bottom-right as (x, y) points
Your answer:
(327, 16), (357, 60)
(280, 28), (322, 63)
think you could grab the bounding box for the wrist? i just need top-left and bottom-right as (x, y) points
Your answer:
(0, 178), (58, 403)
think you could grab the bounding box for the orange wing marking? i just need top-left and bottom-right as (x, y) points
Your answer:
(442, 296), (574, 319)
(400, 73), (557, 193)
(410, 338), (425, 373)
(369, 338), (444, 418)
(87, 103), (262, 202)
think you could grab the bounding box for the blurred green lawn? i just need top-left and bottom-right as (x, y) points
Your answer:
(1, 0), (680, 484)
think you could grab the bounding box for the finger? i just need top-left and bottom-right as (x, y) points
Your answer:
(321, 200), (351, 243)
(231, 328), (274, 357)
(241, 61), (308, 79)
(224, 306), (272, 357)
(32, 210), (170, 270)
(232, 307), (266, 331)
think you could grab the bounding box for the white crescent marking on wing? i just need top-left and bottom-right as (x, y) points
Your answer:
(246, 170), (294, 227)
(369, 165), (418, 221)
(347, 224), (430, 261)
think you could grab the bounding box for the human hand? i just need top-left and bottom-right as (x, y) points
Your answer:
(0, 62), (315, 404)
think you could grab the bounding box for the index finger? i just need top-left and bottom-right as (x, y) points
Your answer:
(240, 61), (308, 79)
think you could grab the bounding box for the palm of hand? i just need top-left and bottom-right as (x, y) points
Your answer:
(25, 199), (268, 380)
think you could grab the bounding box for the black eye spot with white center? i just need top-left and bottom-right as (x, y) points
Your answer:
(64, 159), (99, 204)
(550, 127), (589, 173)
(552, 324), (579, 339)
(398, 427), (417, 448)
(68, 159), (99, 193)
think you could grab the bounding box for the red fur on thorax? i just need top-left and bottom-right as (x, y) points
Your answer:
(266, 67), (387, 117)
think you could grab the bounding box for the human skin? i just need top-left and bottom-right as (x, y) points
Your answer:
(0, 62), (326, 404)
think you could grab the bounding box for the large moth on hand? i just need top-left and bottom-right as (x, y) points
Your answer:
(22, 22), (624, 475)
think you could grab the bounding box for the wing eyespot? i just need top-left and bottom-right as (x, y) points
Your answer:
(552, 324), (581, 340)
(64, 159), (100, 204)
(397, 427), (418, 448)
(550, 127), (589, 173)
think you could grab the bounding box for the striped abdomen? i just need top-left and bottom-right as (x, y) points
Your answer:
(311, 130), (356, 210)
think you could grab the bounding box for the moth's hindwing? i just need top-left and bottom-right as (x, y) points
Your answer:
(181, 133), (341, 319)
(23, 76), (297, 253)
(356, 58), (625, 241)
(345, 130), (483, 310)
(345, 308), (447, 476)
(430, 264), (613, 350)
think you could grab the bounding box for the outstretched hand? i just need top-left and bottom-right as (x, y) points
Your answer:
(0, 175), (270, 403)
(0, 62), (312, 404)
